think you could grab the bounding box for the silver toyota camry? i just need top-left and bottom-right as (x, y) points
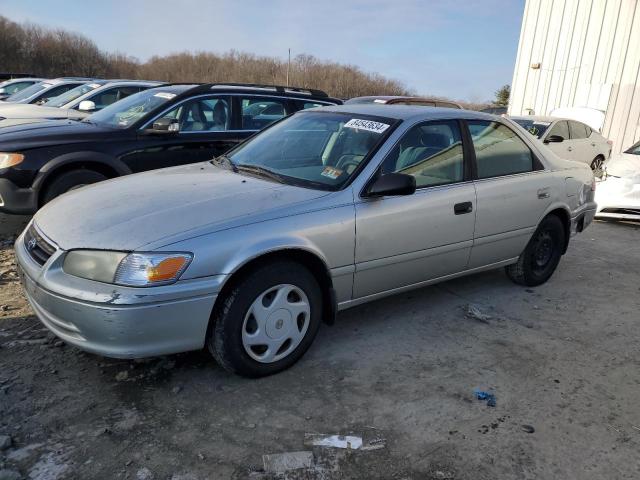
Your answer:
(15, 105), (597, 377)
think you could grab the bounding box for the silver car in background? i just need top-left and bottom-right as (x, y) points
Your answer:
(511, 115), (612, 173)
(15, 105), (597, 377)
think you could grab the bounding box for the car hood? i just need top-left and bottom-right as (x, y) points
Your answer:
(34, 162), (332, 251)
(604, 153), (640, 179)
(0, 119), (117, 150)
(0, 103), (86, 120)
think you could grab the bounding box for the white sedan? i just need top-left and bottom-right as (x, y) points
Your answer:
(512, 116), (611, 173)
(596, 140), (640, 221)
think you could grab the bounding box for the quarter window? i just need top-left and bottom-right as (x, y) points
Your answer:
(467, 121), (534, 179)
(382, 120), (464, 188)
(548, 120), (569, 140)
(240, 97), (287, 130)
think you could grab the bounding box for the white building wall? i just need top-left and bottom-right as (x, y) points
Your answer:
(510, 0), (640, 153)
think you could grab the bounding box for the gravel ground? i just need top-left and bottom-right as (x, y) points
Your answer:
(0, 214), (639, 480)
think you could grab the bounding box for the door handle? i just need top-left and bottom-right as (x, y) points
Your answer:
(537, 188), (550, 199)
(591, 142), (596, 147)
(567, 146), (573, 151)
(454, 201), (473, 215)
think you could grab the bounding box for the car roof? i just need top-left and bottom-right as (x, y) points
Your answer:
(312, 103), (496, 122)
(0, 77), (44, 84)
(510, 115), (558, 122)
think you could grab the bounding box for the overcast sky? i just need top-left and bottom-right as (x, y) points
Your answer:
(0, 0), (525, 101)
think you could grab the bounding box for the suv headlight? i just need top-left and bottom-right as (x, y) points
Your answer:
(0, 153), (24, 168)
(63, 251), (192, 287)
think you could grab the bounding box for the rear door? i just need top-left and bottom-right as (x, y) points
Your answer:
(467, 120), (552, 268)
(353, 120), (476, 298)
(568, 120), (594, 165)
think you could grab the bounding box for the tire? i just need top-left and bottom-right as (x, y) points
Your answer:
(42, 169), (108, 205)
(208, 261), (323, 377)
(505, 215), (566, 287)
(590, 155), (605, 178)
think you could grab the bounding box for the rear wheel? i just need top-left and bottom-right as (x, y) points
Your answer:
(590, 155), (605, 178)
(207, 261), (322, 377)
(42, 169), (107, 205)
(506, 215), (566, 287)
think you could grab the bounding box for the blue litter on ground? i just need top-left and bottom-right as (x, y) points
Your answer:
(474, 388), (496, 407)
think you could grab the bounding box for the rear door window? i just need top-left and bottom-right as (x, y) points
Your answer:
(240, 97), (288, 130)
(569, 121), (589, 139)
(467, 121), (534, 179)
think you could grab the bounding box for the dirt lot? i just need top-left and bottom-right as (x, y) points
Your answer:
(1, 214), (639, 480)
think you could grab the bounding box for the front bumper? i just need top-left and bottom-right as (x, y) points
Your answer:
(15, 228), (224, 358)
(0, 178), (38, 214)
(595, 176), (640, 220)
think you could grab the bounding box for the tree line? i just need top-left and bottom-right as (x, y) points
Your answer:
(0, 15), (498, 107)
(0, 15), (411, 98)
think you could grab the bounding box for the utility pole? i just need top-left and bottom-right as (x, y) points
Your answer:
(286, 48), (291, 86)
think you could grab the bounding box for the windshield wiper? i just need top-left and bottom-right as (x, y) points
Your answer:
(236, 164), (286, 184)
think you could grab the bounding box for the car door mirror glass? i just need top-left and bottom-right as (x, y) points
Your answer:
(366, 173), (416, 197)
(78, 100), (96, 112)
(544, 134), (564, 143)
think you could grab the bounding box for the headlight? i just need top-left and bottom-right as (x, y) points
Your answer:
(63, 251), (192, 287)
(0, 153), (24, 168)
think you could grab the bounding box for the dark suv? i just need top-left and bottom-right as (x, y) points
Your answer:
(0, 83), (342, 214)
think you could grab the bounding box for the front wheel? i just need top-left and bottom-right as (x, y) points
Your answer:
(207, 261), (322, 377)
(506, 215), (566, 287)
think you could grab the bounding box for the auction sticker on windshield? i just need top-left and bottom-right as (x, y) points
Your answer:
(321, 166), (343, 180)
(344, 118), (390, 134)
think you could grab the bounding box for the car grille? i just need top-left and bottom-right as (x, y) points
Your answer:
(23, 224), (57, 266)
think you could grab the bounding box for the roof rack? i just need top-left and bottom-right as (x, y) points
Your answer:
(205, 83), (329, 98)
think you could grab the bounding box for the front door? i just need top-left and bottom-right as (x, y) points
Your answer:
(354, 120), (476, 299)
(132, 95), (243, 172)
(467, 120), (552, 268)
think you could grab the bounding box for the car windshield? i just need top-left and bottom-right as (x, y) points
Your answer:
(86, 89), (178, 128)
(513, 119), (551, 138)
(5, 82), (48, 102)
(225, 111), (395, 190)
(45, 82), (102, 108)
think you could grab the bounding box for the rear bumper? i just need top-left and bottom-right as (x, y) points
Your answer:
(15, 229), (223, 359)
(0, 178), (38, 214)
(571, 202), (596, 235)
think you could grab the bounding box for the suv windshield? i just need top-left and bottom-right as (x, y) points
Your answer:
(46, 82), (102, 108)
(5, 82), (48, 102)
(87, 89), (179, 128)
(513, 119), (551, 138)
(226, 111), (395, 190)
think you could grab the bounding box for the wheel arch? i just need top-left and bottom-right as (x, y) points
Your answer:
(210, 246), (338, 333)
(33, 152), (131, 206)
(540, 205), (571, 254)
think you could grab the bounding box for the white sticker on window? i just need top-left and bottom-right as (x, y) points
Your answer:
(344, 118), (390, 134)
(88, 83), (101, 89)
(373, 99), (386, 104)
(154, 92), (176, 100)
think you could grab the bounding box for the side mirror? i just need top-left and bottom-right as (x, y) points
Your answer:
(35, 98), (47, 106)
(366, 172), (416, 197)
(544, 134), (564, 144)
(146, 117), (180, 134)
(78, 100), (96, 112)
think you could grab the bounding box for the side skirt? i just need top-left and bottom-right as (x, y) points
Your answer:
(337, 257), (519, 311)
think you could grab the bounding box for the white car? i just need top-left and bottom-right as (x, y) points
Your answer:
(595, 140), (640, 221)
(0, 80), (162, 127)
(0, 77), (44, 101)
(512, 116), (612, 173)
